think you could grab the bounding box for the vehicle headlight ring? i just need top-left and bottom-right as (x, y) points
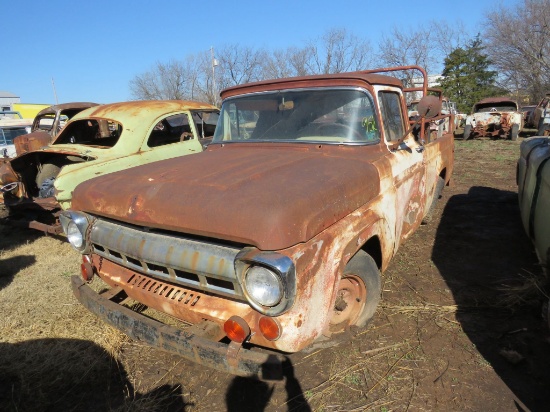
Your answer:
(67, 221), (84, 249)
(244, 266), (283, 307)
(235, 248), (296, 316)
(59, 211), (94, 254)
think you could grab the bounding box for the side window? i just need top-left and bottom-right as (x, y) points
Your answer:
(191, 111), (219, 139)
(147, 113), (193, 147)
(378, 91), (405, 142)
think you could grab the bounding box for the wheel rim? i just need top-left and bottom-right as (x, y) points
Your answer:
(329, 274), (367, 331)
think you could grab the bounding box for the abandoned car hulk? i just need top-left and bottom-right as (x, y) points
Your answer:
(0, 100), (219, 233)
(61, 66), (454, 378)
(13, 102), (99, 156)
(463, 97), (523, 140)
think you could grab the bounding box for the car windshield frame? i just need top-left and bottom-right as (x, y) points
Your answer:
(474, 102), (518, 113)
(212, 87), (381, 145)
(0, 126), (29, 145)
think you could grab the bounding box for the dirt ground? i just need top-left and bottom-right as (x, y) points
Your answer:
(1, 136), (550, 412)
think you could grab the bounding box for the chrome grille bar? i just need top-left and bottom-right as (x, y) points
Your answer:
(89, 218), (244, 299)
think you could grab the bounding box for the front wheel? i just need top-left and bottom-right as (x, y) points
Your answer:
(329, 251), (381, 333)
(463, 124), (472, 140)
(422, 176), (445, 224)
(509, 124), (519, 141)
(538, 118), (549, 136)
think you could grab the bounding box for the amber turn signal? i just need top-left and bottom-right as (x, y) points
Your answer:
(81, 255), (94, 282)
(259, 316), (281, 341)
(224, 316), (251, 343)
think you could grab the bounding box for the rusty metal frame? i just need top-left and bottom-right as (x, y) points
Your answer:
(362, 66), (452, 139)
(71, 276), (284, 379)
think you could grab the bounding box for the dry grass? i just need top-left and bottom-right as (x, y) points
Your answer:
(0, 137), (548, 411)
(497, 269), (549, 309)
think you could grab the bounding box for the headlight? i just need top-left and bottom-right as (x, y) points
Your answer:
(60, 211), (93, 253)
(67, 221), (84, 249)
(244, 266), (283, 307)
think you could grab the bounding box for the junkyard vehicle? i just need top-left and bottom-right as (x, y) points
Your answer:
(61, 66), (454, 378)
(0, 112), (32, 158)
(14, 102), (98, 156)
(517, 136), (550, 325)
(0, 100), (219, 233)
(521, 105), (537, 129)
(532, 93), (550, 136)
(463, 97), (523, 140)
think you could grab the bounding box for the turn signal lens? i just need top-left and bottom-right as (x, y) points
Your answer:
(259, 316), (281, 341)
(224, 316), (250, 343)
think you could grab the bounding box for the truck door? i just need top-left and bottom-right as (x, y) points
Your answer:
(377, 87), (427, 246)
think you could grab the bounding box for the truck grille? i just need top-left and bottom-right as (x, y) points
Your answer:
(89, 218), (245, 300)
(127, 273), (201, 306)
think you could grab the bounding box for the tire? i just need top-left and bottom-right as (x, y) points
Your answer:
(36, 163), (61, 188)
(422, 176), (445, 224)
(538, 118), (549, 137)
(463, 124), (472, 140)
(329, 250), (381, 332)
(510, 124), (519, 141)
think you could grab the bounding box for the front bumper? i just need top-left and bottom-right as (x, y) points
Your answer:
(71, 276), (284, 379)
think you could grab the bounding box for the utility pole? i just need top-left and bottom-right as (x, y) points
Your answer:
(210, 47), (219, 106)
(51, 78), (59, 104)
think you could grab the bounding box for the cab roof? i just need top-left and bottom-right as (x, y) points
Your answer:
(221, 71), (404, 99)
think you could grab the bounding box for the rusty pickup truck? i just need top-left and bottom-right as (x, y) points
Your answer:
(61, 66), (454, 378)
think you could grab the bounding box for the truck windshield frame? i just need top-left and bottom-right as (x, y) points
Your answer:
(212, 87), (380, 145)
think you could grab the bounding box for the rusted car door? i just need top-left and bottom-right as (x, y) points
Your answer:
(376, 87), (427, 246)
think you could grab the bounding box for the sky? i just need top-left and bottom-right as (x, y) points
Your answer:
(4, 0), (521, 105)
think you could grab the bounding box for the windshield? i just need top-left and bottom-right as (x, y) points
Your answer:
(474, 102), (518, 113)
(212, 88), (380, 144)
(0, 126), (29, 145)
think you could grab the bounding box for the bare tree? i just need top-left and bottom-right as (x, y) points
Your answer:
(216, 44), (267, 91)
(377, 27), (435, 79)
(262, 47), (312, 79)
(430, 20), (468, 57)
(306, 28), (373, 74)
(484, 0), (550, 102)
(129, 60), (188, 100)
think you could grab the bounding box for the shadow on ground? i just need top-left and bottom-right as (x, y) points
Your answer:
(0, 255), (36, 289)
(0, 219), (42, 252)
(0, 338), (191, 412)
(432, 186), (550, 410)
(225, 358), (311, 412)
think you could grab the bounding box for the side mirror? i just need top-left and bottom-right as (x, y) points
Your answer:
(417, 95), (442, 119)
(390, 95), (442, 151)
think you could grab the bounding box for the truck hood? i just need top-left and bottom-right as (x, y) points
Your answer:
(72, 143), (381, 250)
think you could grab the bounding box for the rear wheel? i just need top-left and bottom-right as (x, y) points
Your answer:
(329, 251), (381, 333)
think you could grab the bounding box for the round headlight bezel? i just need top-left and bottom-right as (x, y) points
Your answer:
(67, 220), (84, 249)
(235, 248), (296, 316)
(244, 265), (283, 308)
